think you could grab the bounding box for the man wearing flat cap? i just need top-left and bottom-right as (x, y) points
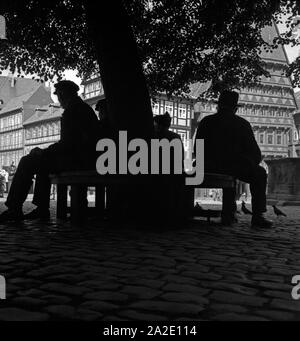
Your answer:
(195, 90), (273, 229)
(0, 80), (99, 222)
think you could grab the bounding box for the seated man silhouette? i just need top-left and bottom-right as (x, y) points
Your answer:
(0, 80), (99, 223)
(154, 112), (185, 173)
(154, 112), (180, 141)
(195, 90), (273, 229)
(153, 112), (186, 223)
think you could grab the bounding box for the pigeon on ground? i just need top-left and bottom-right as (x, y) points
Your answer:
(194, 202), (203, 211)
(273, 205), (287, 218)
(241, 201), (253, 215)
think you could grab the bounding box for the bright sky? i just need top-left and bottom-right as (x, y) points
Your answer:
(277, 19), (300, 64)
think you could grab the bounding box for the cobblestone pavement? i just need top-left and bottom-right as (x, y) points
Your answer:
(0, 200), (299, 321)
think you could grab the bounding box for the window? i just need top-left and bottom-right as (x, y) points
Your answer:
(42, 126), (48, 137)
(259, 134), (265, 144)
(267, 134), (274, 145)
(178, 104), (187, 119)
(152, 102), (159, 116)
(49, 124), (54, 136)
(178, 119), (187, 126)
(37, 127), (42, 138)
(277, 135), (282, 145)
(54, 123), (59, 135)
(165, 101), (174, 116)
(19, 131), (22, 146)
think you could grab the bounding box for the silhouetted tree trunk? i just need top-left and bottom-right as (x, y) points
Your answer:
(84, 0), (153, 140)
(84, 1), (156, 223)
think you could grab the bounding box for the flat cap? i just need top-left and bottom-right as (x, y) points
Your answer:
(54, 80), (80, 95)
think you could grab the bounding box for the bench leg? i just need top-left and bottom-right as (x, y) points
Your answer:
(222, 187), (237, 218)
(185, 187), (195, 217)
(56, 184), (68, 219)
(70, 185), (87, 225)
(95, 185), (105, 217)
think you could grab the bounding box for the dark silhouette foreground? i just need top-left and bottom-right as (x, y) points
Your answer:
(195, 90), (273, 229)
(0, 80), (99, 223)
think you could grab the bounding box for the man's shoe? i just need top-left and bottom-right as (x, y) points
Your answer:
(0, 209), (24, 223)
(251, 215), (274, 229)
(24, 208), (50, 221)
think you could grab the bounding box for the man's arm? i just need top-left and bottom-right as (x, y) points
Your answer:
(243, 122), (262, 165)
(45, 103), (98, 156)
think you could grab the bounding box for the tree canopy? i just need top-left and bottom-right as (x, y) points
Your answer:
(0, 0), (300, 98)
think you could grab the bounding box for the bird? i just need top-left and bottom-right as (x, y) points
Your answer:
(273, 205), (287, 218)
(193, 202), (203, 216)
(194, 202), (203, 211)
(241, 201), (253, 215)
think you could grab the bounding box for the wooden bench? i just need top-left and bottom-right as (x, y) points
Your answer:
(50, 171), (236, 224)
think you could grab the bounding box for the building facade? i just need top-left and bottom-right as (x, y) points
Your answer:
(23, 103), (62, 155)
(238, 23), (297, 159)
(81, 77), (195, 151)
(0, 78), (52, 167)
(194, 23), (297, 160)
(82, 75), (105, 111)
(292, 111), (300, 157)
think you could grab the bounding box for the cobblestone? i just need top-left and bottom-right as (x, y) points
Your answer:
(212, 313), (269, 321)
(209, 290), (269, 307)
(129, 300), (204, 316)
(0, 201), (299, 321)
(210, 303), (248, 314)
(0, 308), (49, 321)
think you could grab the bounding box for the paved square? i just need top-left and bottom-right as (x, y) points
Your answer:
(0, 200), (299, 321)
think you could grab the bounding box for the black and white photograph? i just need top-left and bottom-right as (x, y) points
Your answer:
(0, 0), (300, 327)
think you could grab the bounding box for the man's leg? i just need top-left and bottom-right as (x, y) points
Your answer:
(0, 154), (47, 222)
(5, 154), (42, 210)
(222, 187), (237, 224)
(237, 165), (272, 228)
(21, 172), (52, 220)
(32, 173), (51, 210)
(249, 166), (267, 216)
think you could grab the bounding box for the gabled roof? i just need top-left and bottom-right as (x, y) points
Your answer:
(0, 76), (41, 106)
(260, 22), (290, 63)
(0, 90), (37, 114)
(23, 104), (63, 125)
(188, 81), (212, 100)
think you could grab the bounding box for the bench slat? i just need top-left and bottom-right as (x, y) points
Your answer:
(50, 171), (235, 189)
